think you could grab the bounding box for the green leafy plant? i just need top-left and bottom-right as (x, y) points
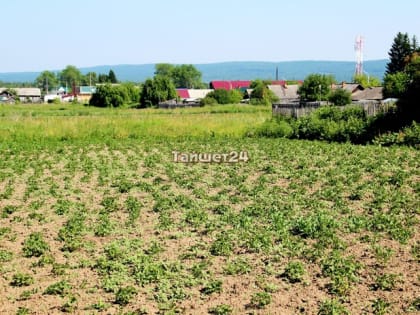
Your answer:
(249, 291), (272, 309)
(22, 232), (50, 257)
(201, 280), (223, 295)
(281, 261), (306, 283)
(115, 286), (137, 305)
(318, 298), (349, 315)
(208, 304), (233, 315)
(44, 280), (72, 297)
(10, 273), (34, 287)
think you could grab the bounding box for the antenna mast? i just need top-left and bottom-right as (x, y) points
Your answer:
(354, 35), (364, 76)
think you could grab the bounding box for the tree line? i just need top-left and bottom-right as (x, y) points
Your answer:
(36, 66), (118, 93)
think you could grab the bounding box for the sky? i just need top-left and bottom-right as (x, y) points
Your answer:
(1, 0), (419, 72)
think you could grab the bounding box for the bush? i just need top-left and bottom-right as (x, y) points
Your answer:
(204, 89), (243, 105)
(328, 89), (352, 106)
(254, 118), (294, 138)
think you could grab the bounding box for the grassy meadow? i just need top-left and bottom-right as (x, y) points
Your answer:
(0, 103), (418, 315)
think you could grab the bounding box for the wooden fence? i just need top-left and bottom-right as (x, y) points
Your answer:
(272, 101), (393, 118)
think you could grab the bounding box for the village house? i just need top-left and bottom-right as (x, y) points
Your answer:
(0, 87), (41, 103)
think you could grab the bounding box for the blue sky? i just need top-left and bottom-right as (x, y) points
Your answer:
(1, 0), (419, 72)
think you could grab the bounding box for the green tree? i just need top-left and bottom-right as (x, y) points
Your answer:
(250, 80), (279, 105)
(140, 76), (176, 107)
(298, 74), (335, 102)
(89, 84), (134, 108)
(154, 63), (175, 77)
(352, 74), (381, 87)
(386, 32), (412, 75)
(108, 70), (118, 83)
(172, 64), (203, 88)
(203, 89), (243, 105)
(328, 88), (352, 106)
(154, 63), (204, 88)
(59, 65), (82, 91)
(82, 72), (98, 86)
(35, 71), (59, 93)
(383, 72), (410, 98)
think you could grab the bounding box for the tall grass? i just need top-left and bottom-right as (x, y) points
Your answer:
(0, 104), (270, 143)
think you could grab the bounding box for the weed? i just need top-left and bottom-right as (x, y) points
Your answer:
(317, 299), (349, 315)
(115, 286), (137, 305)
(372, 273), (398, 291)
(0, 249), (13, 262)
(372, 298), (391, 315)
(208, 304), (233, 315)
(223, 257), (251, 275)
(201, 279), (223, 295)
(61, 295), (78, 313)
(249, 291), (272, 309)
(44, 280), (72, 296)
(16, 307), (30, 315)
(210, 232), (234, 256)
(1, 205), (18, 218)
(22, 232), (50, 257)
(281, 261), (306, 283)
(373, 245), (395, 265)
(125, 196), (141, 225)
(10, 273), (34, 287)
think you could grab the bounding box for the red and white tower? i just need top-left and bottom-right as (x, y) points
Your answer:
(354, 35), (364, 76)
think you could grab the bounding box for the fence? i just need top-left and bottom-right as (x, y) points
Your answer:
(272, 101), (393, 118)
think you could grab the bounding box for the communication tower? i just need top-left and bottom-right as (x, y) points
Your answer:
(354, 35), (364, 76)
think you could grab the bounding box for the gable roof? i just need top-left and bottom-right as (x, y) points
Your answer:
(332, 83), (364, 93)
(176, 89), (190, 99)
(0, 88), (41, 97)
(351, 87), (383, 101)
(268, 84), (300, 100)
(210, 80), (251, 90)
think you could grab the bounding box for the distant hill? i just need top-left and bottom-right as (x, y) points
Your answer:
(0, 60), (387, 84)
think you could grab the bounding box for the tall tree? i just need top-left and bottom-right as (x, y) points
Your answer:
(59, 65), (82, 90)
(298, 74), (335, 102)
(385, 32), (412, 75)
(352, 74), (381, 87)
(108, 69), (118, 83)
(82, 72), (98, 86)
(154, 63), (204, 88)
(154, 63), (175, 77)
(35, 71), (58, 93)
(172, 64), (203, 88)
(140, 76), (176, 107)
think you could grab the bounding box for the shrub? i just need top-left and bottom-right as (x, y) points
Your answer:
(22, 232), (50, 257)
(254, 118), (294, 138)
(328, 89), (352, 106)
